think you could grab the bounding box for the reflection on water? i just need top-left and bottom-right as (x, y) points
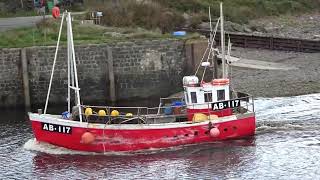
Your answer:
(1, 94), (320, 179)
(30, 138), (256, 179)
(23, 138), (255, 179)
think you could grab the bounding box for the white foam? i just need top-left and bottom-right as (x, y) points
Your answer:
(255, 93), (320, 122)
(23, 139), (97, 155)
(23, 139), (182, 156)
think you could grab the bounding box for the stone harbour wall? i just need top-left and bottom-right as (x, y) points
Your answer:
(0, 39), (186, 108)
(2, 39), (319, 108)
(0, 48), (24, 107)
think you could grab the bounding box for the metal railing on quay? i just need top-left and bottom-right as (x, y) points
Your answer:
(182, 28), (320, 52)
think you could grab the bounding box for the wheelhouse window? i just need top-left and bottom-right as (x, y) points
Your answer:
(217, 90), (225, 101)
(204, 92), (212, 102)
(184, 92), (189, 103)
(190, 92), (197, 103)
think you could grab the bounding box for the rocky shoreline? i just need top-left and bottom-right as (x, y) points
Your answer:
(211, 13), (320, 97)
(170, 46), (320, 99)
(198, 13), (320, 40)
(230, 47), (320, 98)
(247, 13), (320, 40)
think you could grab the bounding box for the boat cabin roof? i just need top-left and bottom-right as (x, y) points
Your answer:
(183, 78), (230, 106)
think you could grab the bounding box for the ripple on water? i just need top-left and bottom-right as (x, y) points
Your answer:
(255, 94), (320, 122)
(2, 94), (320, 179)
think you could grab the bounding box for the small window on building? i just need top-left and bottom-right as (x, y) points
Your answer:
(191, 92), (197, 103)
(204, 92), (212, 102)
(217, 90), (225, 101)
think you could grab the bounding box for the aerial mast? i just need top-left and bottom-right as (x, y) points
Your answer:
(44, 13), (65, 114)
(44, 12), (82, 122)
(67, 12), (82, 122)
(220, 2), (226, 78)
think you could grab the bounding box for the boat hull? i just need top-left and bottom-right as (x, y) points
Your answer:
(29, 113), (255, 152)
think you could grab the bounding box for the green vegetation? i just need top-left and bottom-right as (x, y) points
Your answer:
(1, 0), (320, 48)
(0, 9), (38, 18)
(0, 18), (199, 48)
(85, 0), (185, 33)
(158, 0), (320, 22)
(86, 0), (320, 27)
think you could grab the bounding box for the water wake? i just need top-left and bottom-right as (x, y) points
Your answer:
(23, 139), (98, 155)
(23, 138), (185, 156)
(254, 93), (320, 133)
(255, 93), (320, 122)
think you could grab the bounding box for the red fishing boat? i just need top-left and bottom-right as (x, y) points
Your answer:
(29, 4), (255, 153)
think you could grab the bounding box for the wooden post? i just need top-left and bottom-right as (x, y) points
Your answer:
(244, 37), (247, 48)
(106, 46), (116, 102)
(21, 48), (31, 110)
(270, 37), (274, 50)
(297, 40), (301, 52)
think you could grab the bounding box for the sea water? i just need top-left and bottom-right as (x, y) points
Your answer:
(1, 94), (320, 179)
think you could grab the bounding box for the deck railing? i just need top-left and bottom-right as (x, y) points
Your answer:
(77, 93), (254, 124)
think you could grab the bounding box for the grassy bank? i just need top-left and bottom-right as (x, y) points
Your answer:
(159, 0), (320, 21)
(85, 0), (320, 29)
(0, 18), (198, 48)
(0, 10), (38, 18)
(1, 0), (319, 48)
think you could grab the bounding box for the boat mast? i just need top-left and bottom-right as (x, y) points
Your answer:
(208, 7), (220, 79)
(226, 37), (231, 77)
(67, 12), (82, 122)
(67, 13), (76, 114)
(208, 6), (215, 79)
(220, 2), (226, 79)
(44, 13), (65, 114)
(67, 13), (71, 113)
(44, 12), (82, 122)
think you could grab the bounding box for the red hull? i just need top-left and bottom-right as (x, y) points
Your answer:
(30, 115), (255, 152)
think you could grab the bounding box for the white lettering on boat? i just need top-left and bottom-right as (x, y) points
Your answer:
(212, 99), (241, 110)
(41, 122), (72, 134)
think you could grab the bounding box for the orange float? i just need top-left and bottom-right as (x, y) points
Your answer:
(212, 78), (229, 85)
(81, 132), (95, 144)
(210, 127), (220, 137)
(200, 80), (212, 87)
(52, 6), (60, 19)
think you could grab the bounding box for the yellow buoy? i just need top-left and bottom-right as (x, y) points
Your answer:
(192, 113), (208, 123)
(98, 110), (107, 116)
(111, 110), (119, 117)
(85, 108), (93, 116)
(125, 113), (133, 117)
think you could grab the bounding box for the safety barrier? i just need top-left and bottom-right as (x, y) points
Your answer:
(184, 28), (320, 53)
